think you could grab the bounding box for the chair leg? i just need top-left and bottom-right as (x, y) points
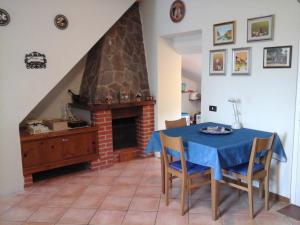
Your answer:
(264, 176), (269, 210)
(181, 178), (187, 216)
(161, 155), (165, 194)
(248, 185), (254, 218)
(259, 179), (264, 199)
(237, 179), (242, 197)
(188, 178), (192, 195)
(165, 172), (170, 206)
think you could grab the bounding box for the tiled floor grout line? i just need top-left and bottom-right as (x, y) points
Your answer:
(22, 200), (47, 224)
(94, 161), (144, 224)
(88, 167), (121, 225)
(187, 189), (191, 224)
(1, 158), (293, 225)
(154, 194), (162, 225)
(88, 171), (108, 225)
(85, 197), (101, 225)
(118, 162), (148, 225)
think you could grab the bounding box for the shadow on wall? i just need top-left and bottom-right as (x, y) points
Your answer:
(21, 55), (87, 124)
(270, 132), (287, 195)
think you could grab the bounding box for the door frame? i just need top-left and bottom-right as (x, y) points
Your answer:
(291, 40), (300, 206)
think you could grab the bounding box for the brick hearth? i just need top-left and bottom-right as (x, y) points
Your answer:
(89, 101), (154, 169)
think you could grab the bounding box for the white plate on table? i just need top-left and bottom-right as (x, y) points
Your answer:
(199, 126), (233, 135)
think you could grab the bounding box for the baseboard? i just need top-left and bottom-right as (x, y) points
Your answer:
(268, 191), (290, 203)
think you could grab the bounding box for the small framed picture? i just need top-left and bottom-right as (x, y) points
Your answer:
(54, 14), (68, 30)
(209, 49), (227, 75)
(247, 15), (274, 42)
(170, 0), (185, 23)
(232, 47), (252, 75)
(213, 21), (235, 45)
(263, 46), (292, 68)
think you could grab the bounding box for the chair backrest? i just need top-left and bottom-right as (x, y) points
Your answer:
(159, 131), (187, 175)
(247, 133), (275, 177)
(165, 118), (187, 129)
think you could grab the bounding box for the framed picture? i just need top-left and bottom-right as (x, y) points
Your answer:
(213, 21), (235, 45)
(0, 8), (10, 26)
(209, 49), (227, 75)
(247, 15), (274, 42)
(54, 14), (68, 30)
(170, 0), (185, 23)
(232, 47), (252, 75)
(263, 46), (292, 68)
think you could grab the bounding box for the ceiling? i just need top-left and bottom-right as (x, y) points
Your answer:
(182, 53), (201, 82)
(164, 30), (202, 82)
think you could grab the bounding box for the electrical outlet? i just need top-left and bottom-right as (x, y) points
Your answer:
(209, 105), (217, 112)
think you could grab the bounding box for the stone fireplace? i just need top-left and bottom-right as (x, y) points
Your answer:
(112, 117), (137, 150)
(79, 2), (150, 104)
(80, 102), (155, 169)
(72, 2), (155, 169)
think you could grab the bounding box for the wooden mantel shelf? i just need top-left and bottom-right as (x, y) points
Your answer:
(70, 100), (156, 112)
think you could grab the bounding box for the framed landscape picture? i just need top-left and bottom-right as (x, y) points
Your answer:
(213, 21), (235, 45)
(232, 47), (251, 75)
(247, 15), (274, 42)
(263, 46), (292, 68)
(209, 49), (227, 75)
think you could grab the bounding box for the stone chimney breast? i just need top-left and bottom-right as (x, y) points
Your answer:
(79, 2), (150, 104)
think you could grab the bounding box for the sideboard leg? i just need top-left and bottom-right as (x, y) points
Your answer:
(24, 174), (33, 187)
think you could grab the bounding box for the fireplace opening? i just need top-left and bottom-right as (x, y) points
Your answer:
(112, 117), (137, 150)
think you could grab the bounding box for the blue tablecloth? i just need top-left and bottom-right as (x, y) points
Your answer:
(145, 122), (287, 180)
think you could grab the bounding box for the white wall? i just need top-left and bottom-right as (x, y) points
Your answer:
(0, 0), (135, 196)
(157, 38), (182, 129)
(140, 0), (300, 198)
(139, 0), (159, 126)
(181, 53), (202, 82)
(25, 56), (86, 121)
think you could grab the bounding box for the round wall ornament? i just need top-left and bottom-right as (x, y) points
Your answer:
(0, 8), (10, 26)
(54, 14), (68, 30)
(170, 0), (185, 23)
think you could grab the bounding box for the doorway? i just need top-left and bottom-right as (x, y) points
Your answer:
(181, 53), (202, 124)
(163, 30), (202, 125)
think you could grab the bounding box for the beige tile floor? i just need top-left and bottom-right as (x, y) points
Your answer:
(0, 157), (298, 225)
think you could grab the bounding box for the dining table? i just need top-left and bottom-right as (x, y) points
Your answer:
(145, 122), (287, 220)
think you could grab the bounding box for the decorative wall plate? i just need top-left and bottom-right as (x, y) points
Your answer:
(54, 14), (68, 30)
(25, 52), (47, 69)
(0, 8), (10, 26)
(170, 0), (185, 23)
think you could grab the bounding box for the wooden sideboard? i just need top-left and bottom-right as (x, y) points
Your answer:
(20, 126), (99, 177)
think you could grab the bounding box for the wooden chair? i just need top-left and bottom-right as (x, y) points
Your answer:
(160, 131), (210, 215)
(160, 118), (188, 194)
(165, 118), (187, 129)
(220, 134), (275, 218)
